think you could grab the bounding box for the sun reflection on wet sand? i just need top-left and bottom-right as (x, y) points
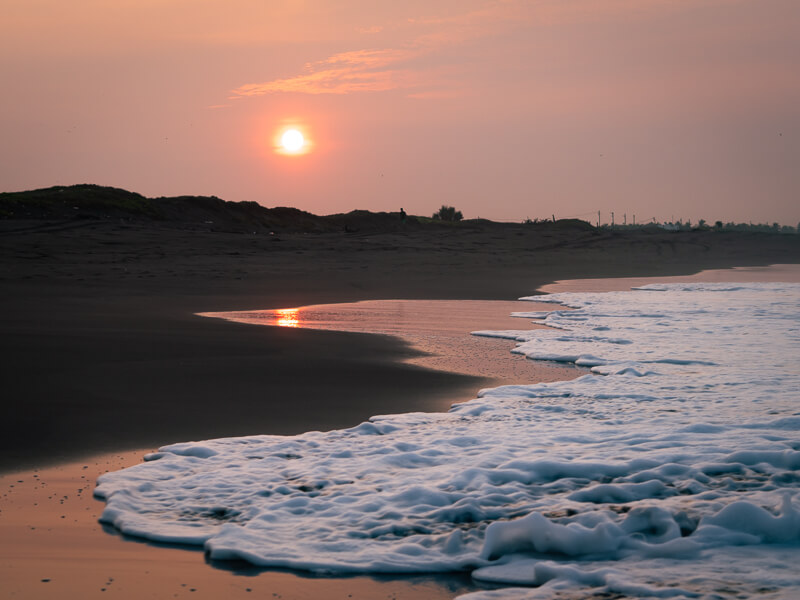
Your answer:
(274, 308), (300, 328)
(199, 300), (577, 386)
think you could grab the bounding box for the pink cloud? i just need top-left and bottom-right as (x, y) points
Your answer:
(228, 1), (528, 98)
(228, 0), (738, 98)
(231, 48), (421, 96)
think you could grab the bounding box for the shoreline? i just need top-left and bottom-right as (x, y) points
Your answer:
(3, 265), (799, 600)
(539, 262), (800, 294)
(1, 296), (549, 600)
(2, 216), (800, 599)
(198, 299), (582, 386)
(0, 451), (481, 600)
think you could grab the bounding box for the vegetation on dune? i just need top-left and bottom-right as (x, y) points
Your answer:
(0, 184), (161, 219)
(1, 184), (797, 235)
(432, 205), (463, 222)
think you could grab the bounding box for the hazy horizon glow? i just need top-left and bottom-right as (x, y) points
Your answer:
(2, 0), (798, 224)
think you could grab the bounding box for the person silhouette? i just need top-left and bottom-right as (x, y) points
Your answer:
(400, 207), (406, 222)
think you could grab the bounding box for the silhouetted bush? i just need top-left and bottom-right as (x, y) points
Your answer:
(432, 205), (463, 222)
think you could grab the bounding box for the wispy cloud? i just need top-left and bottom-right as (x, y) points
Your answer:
(228, 0), (730, 99)
(231, 48), (420, 96)
(358, 25), (384, 35)
(229, 1), (527, 99)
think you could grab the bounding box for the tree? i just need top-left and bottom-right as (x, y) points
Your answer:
(432, 205), (463, 222)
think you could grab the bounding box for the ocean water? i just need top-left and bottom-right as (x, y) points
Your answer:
(96, 282), (800, 599)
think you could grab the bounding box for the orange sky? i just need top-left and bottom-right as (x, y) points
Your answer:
(2, 0), (798, 224)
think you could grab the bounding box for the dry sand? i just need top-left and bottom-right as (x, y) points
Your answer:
(2, 217), (799, 599)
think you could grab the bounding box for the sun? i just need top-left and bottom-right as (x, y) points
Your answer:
(280, 129), (305, 153)
(272, 123), (313, 156)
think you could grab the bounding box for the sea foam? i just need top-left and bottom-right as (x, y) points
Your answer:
(96, 283), (800, 598)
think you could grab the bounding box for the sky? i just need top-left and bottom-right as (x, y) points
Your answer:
(2, 0), (798, 225)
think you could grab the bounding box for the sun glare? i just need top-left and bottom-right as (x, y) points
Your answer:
(271, 122), (313, 156)
(274, 308), (300, 328)
(281, 129), (304, 152)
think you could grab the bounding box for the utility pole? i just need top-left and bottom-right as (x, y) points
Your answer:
(611, 212), (615, 227)
(597, 211), (601, 227)
(623, 213), (627, 226)
(633, 214), (636, 226)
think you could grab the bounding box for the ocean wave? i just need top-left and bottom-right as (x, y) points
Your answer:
(95, 282), (800, 598)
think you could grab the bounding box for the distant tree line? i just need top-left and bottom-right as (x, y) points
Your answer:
(709, 220), (798, 234)
(595, 218), (799, 234)
(427, 204), (798, 233)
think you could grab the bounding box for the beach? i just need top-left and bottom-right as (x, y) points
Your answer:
(2, 216), (800, 599)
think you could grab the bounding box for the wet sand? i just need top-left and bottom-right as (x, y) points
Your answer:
(1, 296), (571, 600)
(540, 262), (800, 293)
(0, 452), (478, 599)
(3, 220), (800, 470)
(199, 299), (579, 385)
(2, 217), (799, 600)
(4, 267), (798, 599)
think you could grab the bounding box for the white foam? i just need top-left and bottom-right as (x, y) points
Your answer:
(95, 283), (800, 598)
